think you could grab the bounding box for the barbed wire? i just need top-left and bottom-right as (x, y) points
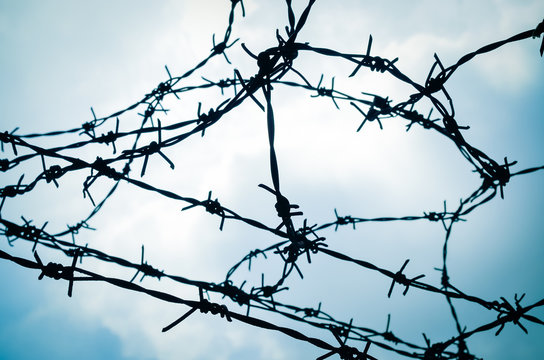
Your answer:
(1, 1), (543, 359)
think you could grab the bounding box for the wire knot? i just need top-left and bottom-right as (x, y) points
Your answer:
(0, 129), (18, 154)
(44, 165), (64, 184)
(91, 157), (123, 180)
(33, 250), (79, 297)
(0, 175), (26, 198)
(423, 343), (446, 360)
(424, 212), (443, 222)
(217, 281), (253, 307)
(162, 288), (232, 333)
(495, 294), (529, 335)
(199, 298), (232, 321)
(388, 259), (425, 297)
(80, 121), (96, 138)
(0, 158), (9, 172)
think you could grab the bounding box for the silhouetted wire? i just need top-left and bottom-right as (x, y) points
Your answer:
(1, 2), (543, 359)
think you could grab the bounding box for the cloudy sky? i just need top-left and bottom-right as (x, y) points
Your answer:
(0, 1), (543, 359)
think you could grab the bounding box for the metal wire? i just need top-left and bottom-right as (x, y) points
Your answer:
(1, 1), (543, 359)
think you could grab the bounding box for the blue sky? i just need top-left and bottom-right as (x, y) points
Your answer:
(1, 1), (543, 359)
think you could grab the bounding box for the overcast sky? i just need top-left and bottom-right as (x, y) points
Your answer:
(1, 1), (543, 359)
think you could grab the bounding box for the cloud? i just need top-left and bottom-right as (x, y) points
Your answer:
(1, 1), (543, 360)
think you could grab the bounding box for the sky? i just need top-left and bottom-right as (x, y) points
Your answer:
(0, 1), (543, 359)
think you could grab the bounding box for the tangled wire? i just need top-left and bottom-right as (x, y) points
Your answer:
(1, 1), (543, 359)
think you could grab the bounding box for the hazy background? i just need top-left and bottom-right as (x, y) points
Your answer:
(1, 1), (543, 359)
